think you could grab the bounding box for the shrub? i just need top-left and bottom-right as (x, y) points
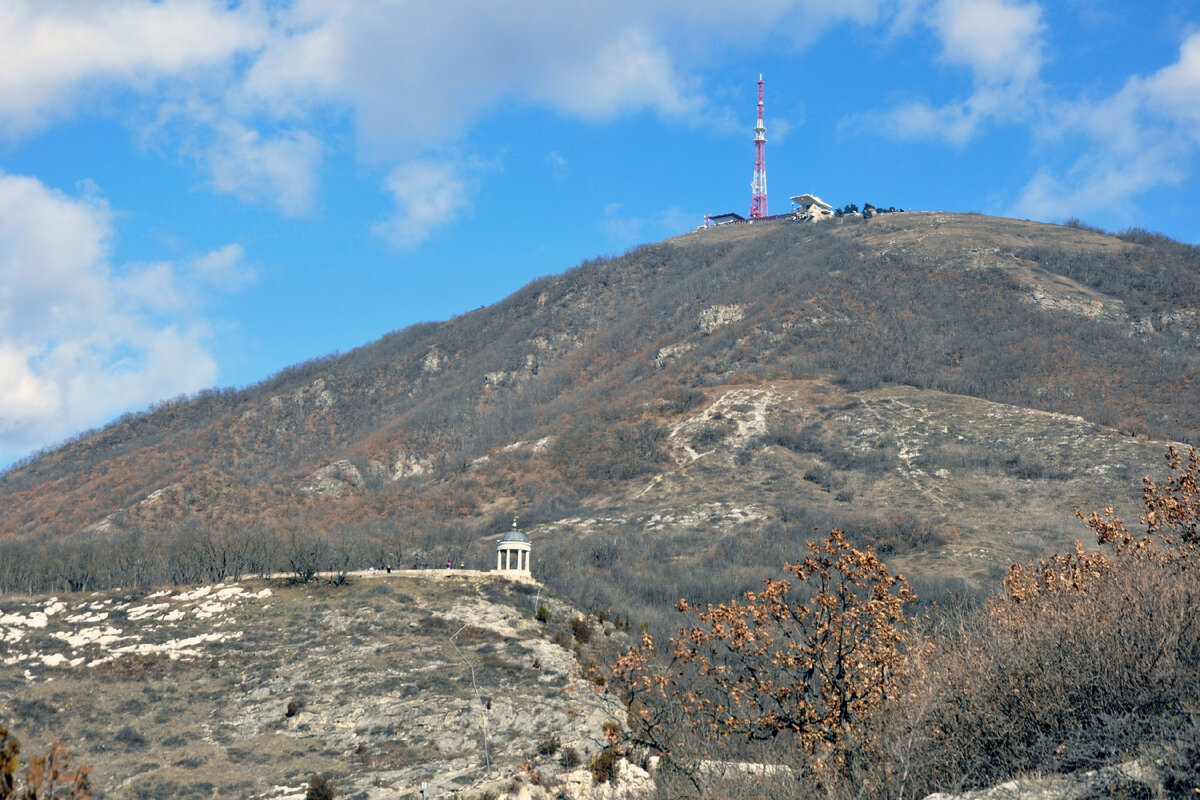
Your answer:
(113, 725), (147, 750)
(570, 616), (593, 644)
(892, 448), (1200, 797)
(898, 545), (1200, 795)
(305, 773), (336, 800)
(0, 725), (92, 799)
(535, 604), (549, 623)
(660, 387), (707, 414)
(590, 745), (620, 784)
(560, 747), (581, 769)
(536, 733), (560, 756)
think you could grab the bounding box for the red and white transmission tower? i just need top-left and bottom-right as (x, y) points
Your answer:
(750, 74), (768, 218)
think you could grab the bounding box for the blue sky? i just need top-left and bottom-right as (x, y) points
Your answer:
(1, 0), (1198, 468)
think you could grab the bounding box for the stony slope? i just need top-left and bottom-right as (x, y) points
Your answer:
(1, 573), (628, 799)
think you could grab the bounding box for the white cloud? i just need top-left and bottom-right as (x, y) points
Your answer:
(241, 1), (709, 157)
(372, 160), (474, 250)
(204, 123), (323, 217)
(878, 0), (1045, 142)
(117, 262), (191, 313)
(0, 172), (221, 459)
(1013, 32), (1200, 222)
(538, 29), (694, 120)
(0, 0), (262, 138)
(933, 0), (1043, 86)
(0, 0), (937, 228)
(1014, 146), (1185, 222)
(1140, 32), (1200, 132)
(190, 243), (254, 289)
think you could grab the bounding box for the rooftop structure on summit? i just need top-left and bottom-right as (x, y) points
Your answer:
(706, 212), (746, 226)
(791, 194), (833, 220)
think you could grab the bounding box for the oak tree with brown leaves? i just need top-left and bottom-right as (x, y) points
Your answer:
(1075, 444), (1200, 565)
(612, 529), (913, 792)
(0, 725), (91, 800)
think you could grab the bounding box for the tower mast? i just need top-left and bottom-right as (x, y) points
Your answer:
(750, 74), (768, 218)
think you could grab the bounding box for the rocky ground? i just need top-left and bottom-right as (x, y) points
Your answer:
(540, 378), (1175, 591)
(1, 572), (633, 799)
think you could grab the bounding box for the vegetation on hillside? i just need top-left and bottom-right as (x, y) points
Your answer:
(609, 448), (1200, 798)
(2, 214), (1199, 604)
(1, 725), (91, 799)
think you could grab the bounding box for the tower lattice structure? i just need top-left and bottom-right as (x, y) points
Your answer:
(750, 74), (768, 218)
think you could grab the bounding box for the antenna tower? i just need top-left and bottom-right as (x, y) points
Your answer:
(750, 74), (768, 218)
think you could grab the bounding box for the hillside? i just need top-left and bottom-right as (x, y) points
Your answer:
(2, 212), (1199, 620)
(0, 572), (630, 799)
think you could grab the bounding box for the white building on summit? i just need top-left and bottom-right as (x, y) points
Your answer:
(495, 520), (531, 577)
(791, 194), (833, 219)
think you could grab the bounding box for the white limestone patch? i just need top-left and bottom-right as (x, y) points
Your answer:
(1, 598), (67, 642)
(40, 653), (84, 667)
(3, 581), (278, 680)
(655, 341), (693, 367)
(175, 585), (213, 601)
(299, 460), (364, 497)
(107, 631), (243, 661)
(193, 601), (228, 619)
(256, 785), (307, 800)
(127, 603), (170, 621)
(667, 386), (783, 462)
(54, 625), (127, 649)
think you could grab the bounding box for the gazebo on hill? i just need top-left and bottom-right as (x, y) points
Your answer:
(495, 520), (531, 578)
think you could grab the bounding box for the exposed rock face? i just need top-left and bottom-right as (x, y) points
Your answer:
(422, 347), (443, 373)
(390, 450), (434, 479)
(299, 459), (364, 496)
(697, 303), (745, 332)
(653, 341), (692, 368)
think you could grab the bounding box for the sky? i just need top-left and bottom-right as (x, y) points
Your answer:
(1, 0), (1199, 469)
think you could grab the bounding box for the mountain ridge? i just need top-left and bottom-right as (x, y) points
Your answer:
(2, 211), (1198, 615)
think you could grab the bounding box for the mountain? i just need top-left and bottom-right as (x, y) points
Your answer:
(2, 212), (1199, 622)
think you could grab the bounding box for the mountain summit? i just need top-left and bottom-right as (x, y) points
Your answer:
(3, 212), (1198, 611)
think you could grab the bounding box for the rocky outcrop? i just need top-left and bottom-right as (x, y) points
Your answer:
(923, 761), (1164, 800)
(298, 459), (364, 496)
(697, 304), (744, 333)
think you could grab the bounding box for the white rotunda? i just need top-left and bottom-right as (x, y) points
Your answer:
(495, 520), (531, 577)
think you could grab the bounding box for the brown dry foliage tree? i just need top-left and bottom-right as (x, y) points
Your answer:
(612, 529), (913, 793)
(0, 726), (91, 800)
(895, 448), (1200, 796)
(1075, 444), (1200, 564)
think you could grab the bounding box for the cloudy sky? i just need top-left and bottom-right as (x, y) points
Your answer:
(1, 0), (1198, 468)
